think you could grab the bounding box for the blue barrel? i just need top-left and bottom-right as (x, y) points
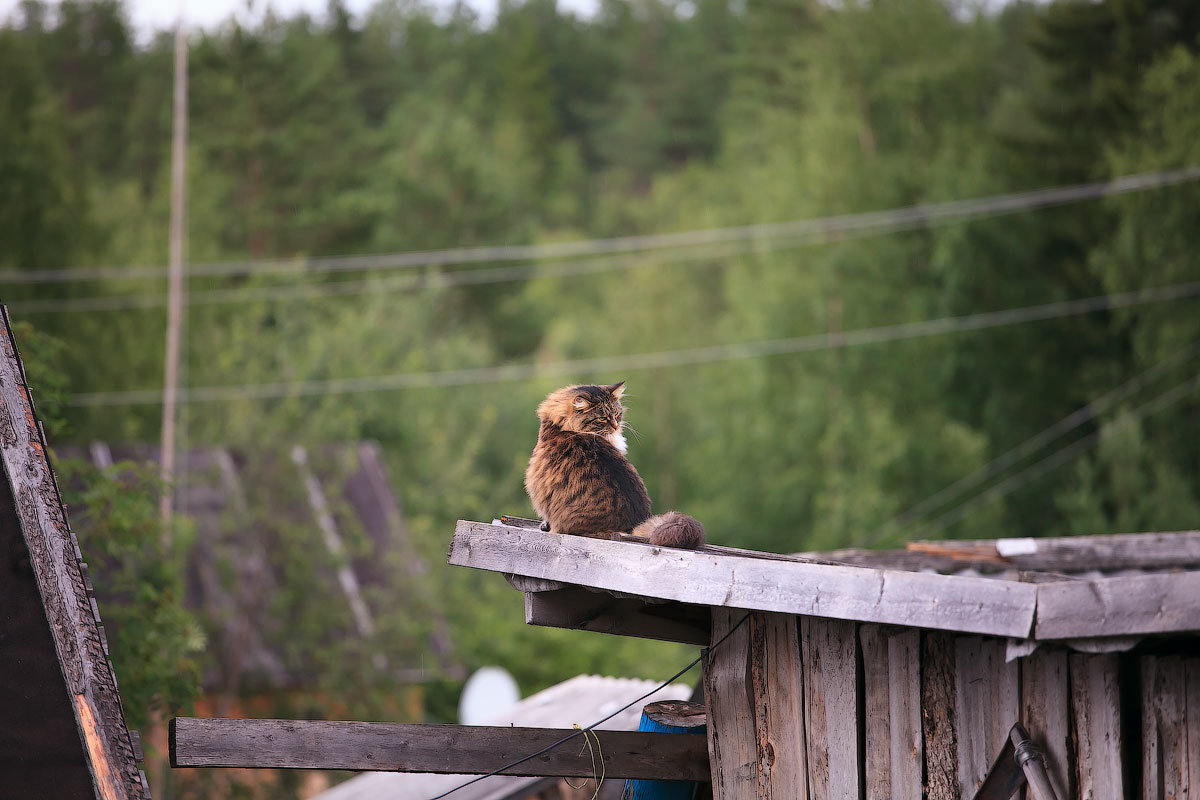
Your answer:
(624, 701), (706, 800)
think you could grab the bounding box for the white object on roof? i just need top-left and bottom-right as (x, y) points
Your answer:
(458, 667), (520, 724)
(312, 674), (693, 800)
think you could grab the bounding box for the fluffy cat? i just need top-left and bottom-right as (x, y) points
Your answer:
(524, 381), (705, 549)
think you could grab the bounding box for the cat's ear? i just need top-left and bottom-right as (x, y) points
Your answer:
(572, 396), (590, 410)
(607, 381), (626, 399)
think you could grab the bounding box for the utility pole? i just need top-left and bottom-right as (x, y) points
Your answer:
(160, 12), (188, 538)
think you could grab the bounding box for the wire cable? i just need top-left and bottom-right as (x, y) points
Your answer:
(62, 280), (1200, 407)
(865, 340), (1200, 545)
(420, 611), (751, 800)
(899, 371), (1200, 543)
(4, 164), (1199, 287)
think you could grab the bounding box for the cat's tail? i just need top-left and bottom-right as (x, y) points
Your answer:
(633, 511), (706, 550)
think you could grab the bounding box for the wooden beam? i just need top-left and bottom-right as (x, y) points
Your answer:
(1034, 572), (1200, 638)
(1069, 654), (1126, 800)
(911, 530), (1200, 571)
(169, 718), (709, 780)
(801, 617), (859, 800)
(524, 586), (710, 645)
(450, 521), (1037, 638)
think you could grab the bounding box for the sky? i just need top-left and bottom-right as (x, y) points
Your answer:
(0, 0), (599, 38)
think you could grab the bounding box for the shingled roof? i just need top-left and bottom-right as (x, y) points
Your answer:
(0, 308), (148, 799)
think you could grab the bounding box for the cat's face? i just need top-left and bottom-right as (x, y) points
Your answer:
(537, 382), (627, 436)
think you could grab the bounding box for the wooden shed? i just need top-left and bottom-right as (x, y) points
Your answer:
(447, 517), (1200, 800)
(0, 309), (149, 799)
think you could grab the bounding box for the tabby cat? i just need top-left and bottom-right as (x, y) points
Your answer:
(524, 381), (705, 549)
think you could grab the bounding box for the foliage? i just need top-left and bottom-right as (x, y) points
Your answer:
(3, 0), (1200, 795)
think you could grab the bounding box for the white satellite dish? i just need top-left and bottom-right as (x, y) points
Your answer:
(458, 666), (520, 724)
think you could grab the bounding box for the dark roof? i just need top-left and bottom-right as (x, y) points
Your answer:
(450, 517), (1200, 645)
(54, 441), (461, 694)
(0, 308), (148, 799)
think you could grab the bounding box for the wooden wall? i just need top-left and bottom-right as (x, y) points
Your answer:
(704, 609), (1199, 800)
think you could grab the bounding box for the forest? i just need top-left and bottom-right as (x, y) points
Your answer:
(2, 0), (1200, 796)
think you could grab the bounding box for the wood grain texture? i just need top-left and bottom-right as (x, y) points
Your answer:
(1189, 660), (1200, 800)
(1141, 656), (1187, 800)
(704, 609), (757, 800)
(921, 632), (959, 800)
(169, 718), (709, 779)
(704, 610), (808, 800)
(801, 617), (859, 800)
(1020, 647), (1072, 800)
(1035, 572), (1200, 639)
(450, 521), (1037, 637)
(953, 637), (1018, 799)
(524, 586), (710, 645)
(887, 629), (922, 800)
(860, 626), (891, 799)
(1069, 654), (1125, 800)
(0, 307), (144, 800)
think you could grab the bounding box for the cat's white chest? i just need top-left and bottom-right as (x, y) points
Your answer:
(607, 431), (628, 453)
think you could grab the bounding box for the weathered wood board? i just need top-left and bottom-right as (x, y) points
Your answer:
(1020, 646), (1072, 800)
(1036, 572), (1200, 638)
(450, 521), (1037, 637)
(704, 609), (808, 800)
(1069, 653), (1125, 800)
(921, 631), (959, 800)
(1141, 656), (1187, 800)
(914, 530), (1200, 571)
(860, 626), (922, 800)
(169, 718), (709, 780)
(801, 617), (859, 800)
(953, 637), (1018, 798)
(524, 586), (710, 645)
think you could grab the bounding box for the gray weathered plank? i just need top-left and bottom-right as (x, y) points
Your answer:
(704, 609), (757, 800)
(1069, 653), (1125, 800)
(450, 521), (1037, 637)
(914, 530), (1200, 571)
(801, 617), (859, 800)
(887, 629), (922, 800)
(704, 609), (808, 800)
(1035, 572), (1200, 639)
(169, 718), (709, 779)
(860, 626), (892, 799)
(1020, 647), (1071, 800)
(1141, 656), (1186, 800)
(953, 637), (1017, 799)
(1188, 659), (1200, 799)
(524, 586), (709, 645)
(922, 632), (959, 800)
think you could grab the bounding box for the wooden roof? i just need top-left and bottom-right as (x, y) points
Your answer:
(0, 309), (148, 799)
(448, 518), (1200, 643)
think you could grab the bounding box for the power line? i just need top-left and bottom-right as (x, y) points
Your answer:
(865, 341), (1200, 545)
(64, 281), (1200, 407)
(899, 371), (1200, 543)
(5, 164), (1200, 287)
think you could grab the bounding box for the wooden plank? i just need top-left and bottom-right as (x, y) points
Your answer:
(913, 530), (1200, 571)
(169, 718), (709, 779)
(1035, 572), (1200, 639)
(1187, 659), (1200, 798)
(704, 608), (757, 800)
(704, 609), (808, 800)
(1069, 654), (1125, 800)
(860, 626), (891, 799)
(524, 586), (710, 645)
(450, 521), (1037, 637)
(1141, 656), (1187, 800)
(887, 629), (922, 800)
(801, 617), (859, 800)
(921, 632), (959, 800)
(953, 637), (1018, 799)
(1020, 647), (1072, 800)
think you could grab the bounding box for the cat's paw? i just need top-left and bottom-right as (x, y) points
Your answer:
(540, 520), (551, 532)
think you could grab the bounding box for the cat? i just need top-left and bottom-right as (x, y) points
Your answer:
(524, 381), (705, 549)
